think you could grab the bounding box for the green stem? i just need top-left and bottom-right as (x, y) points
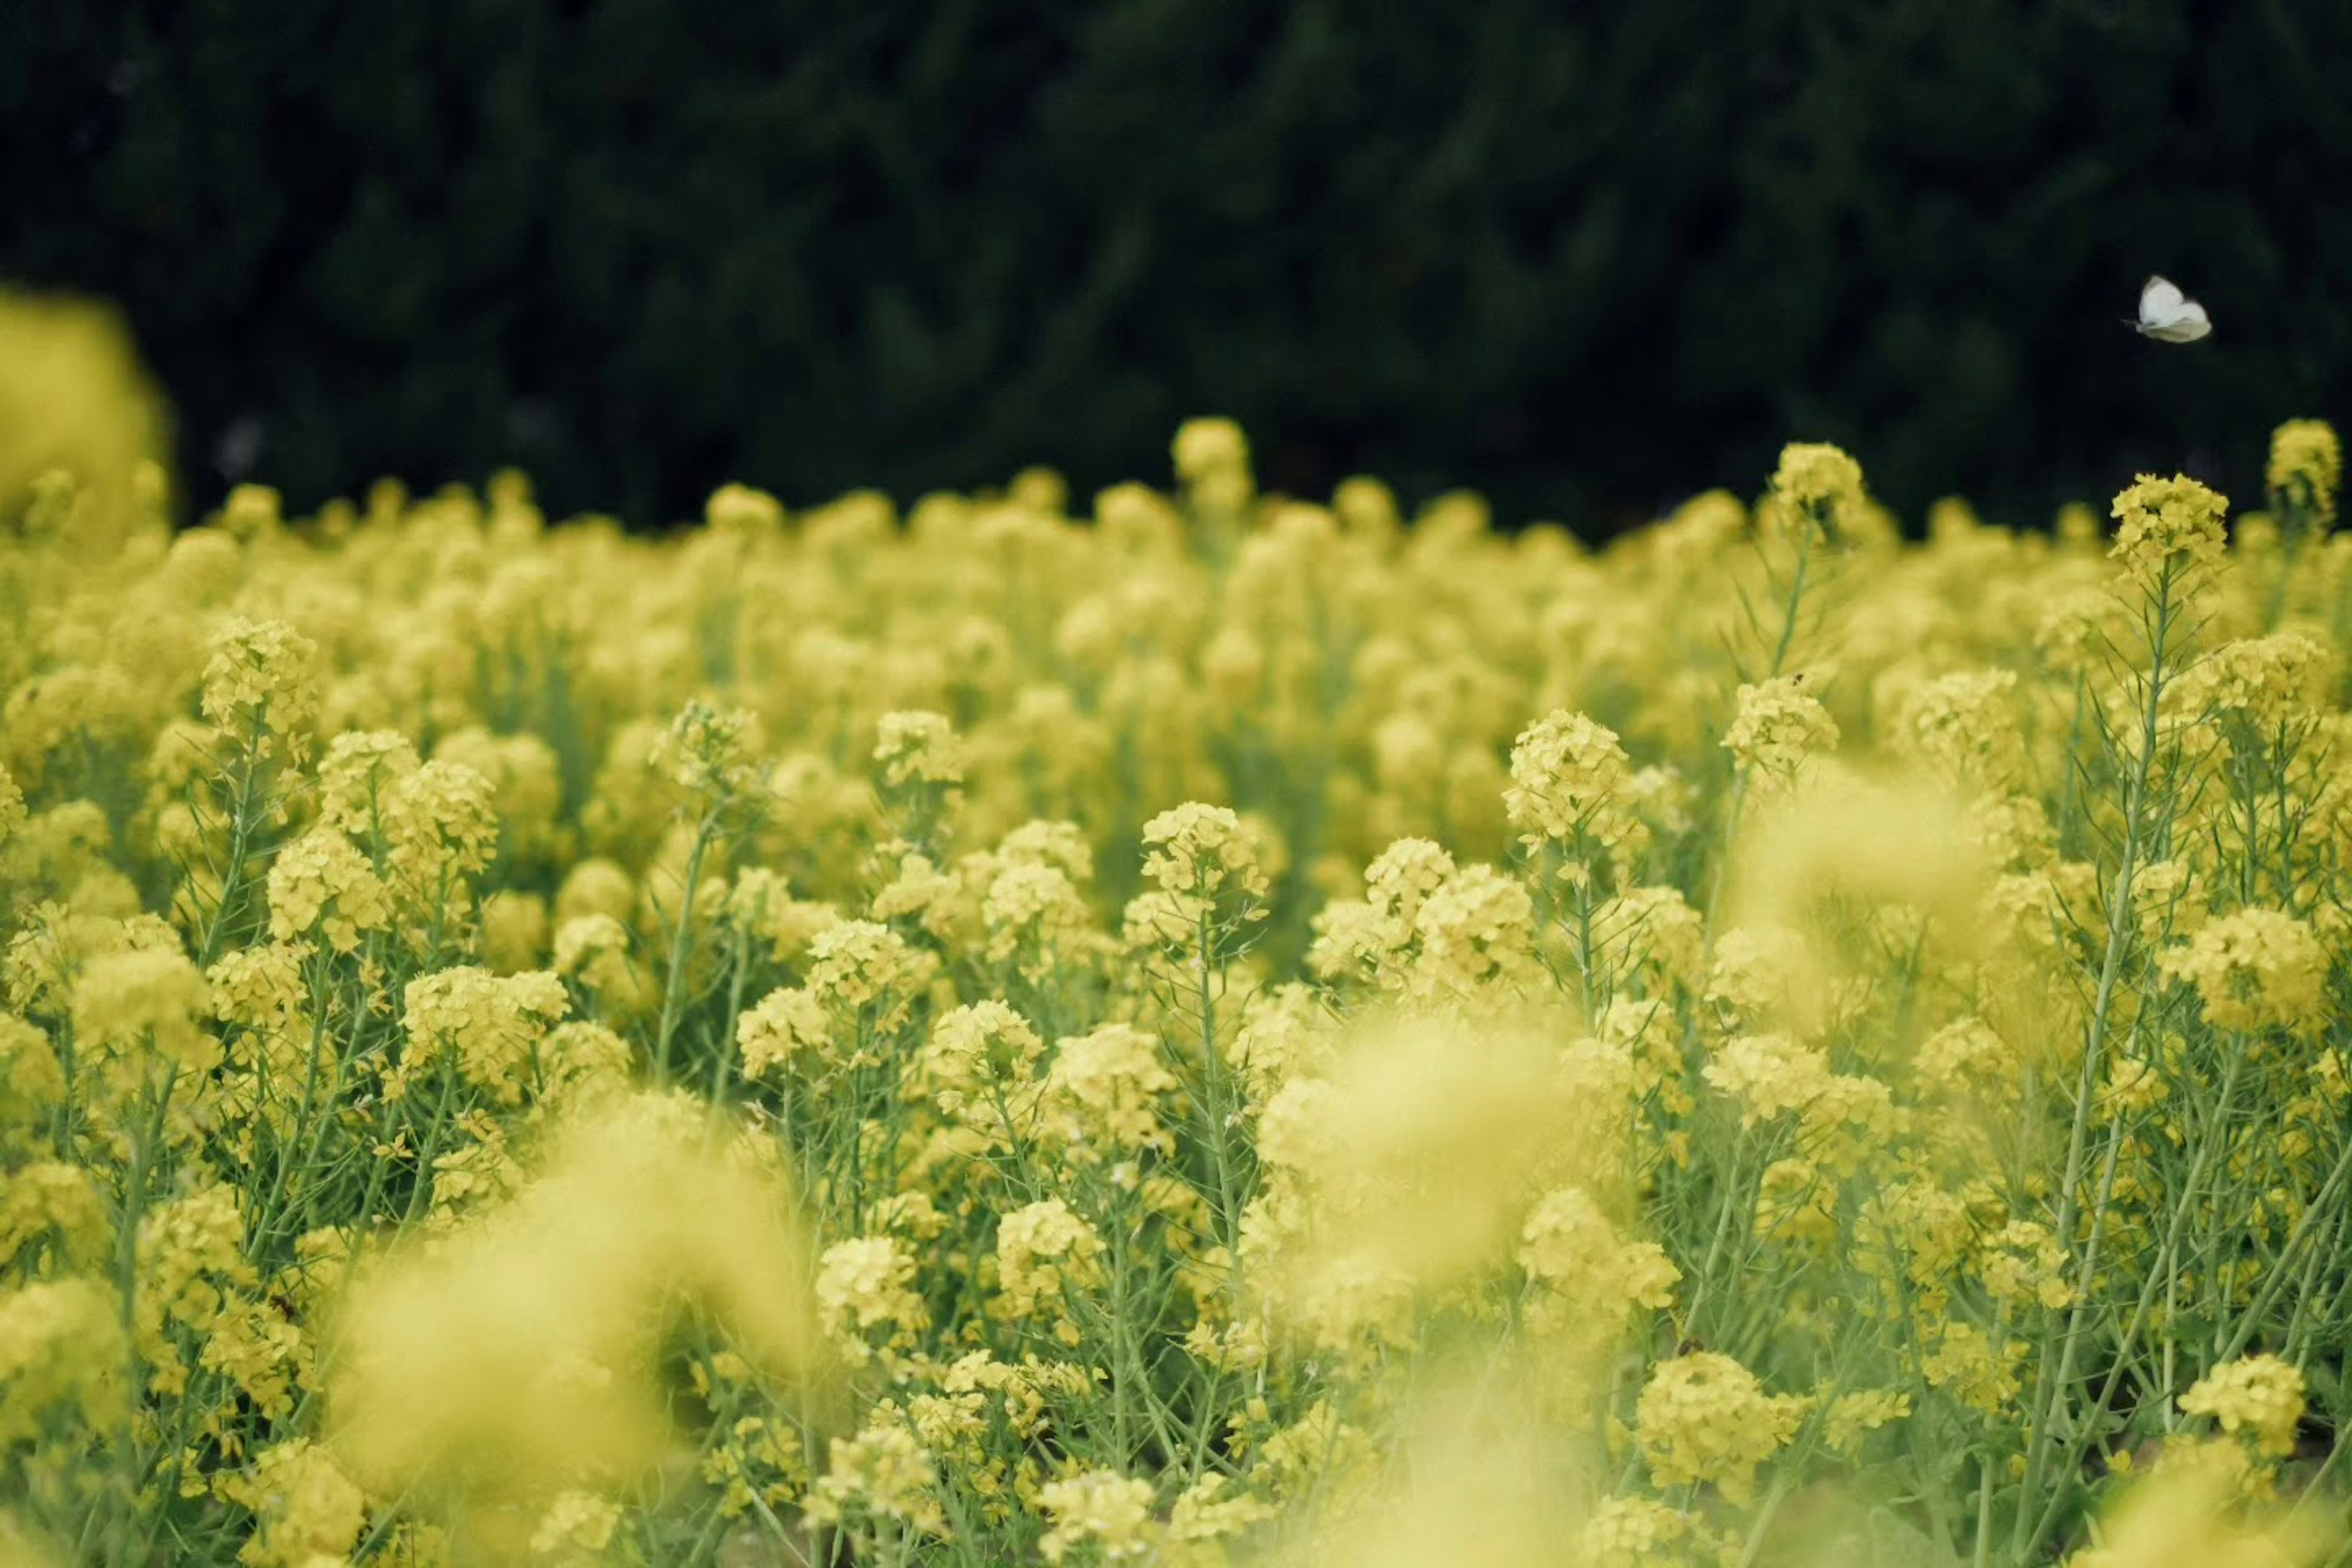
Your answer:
(105, 1060), (180, 1568)
(2012, 562), (2183, 1561)
(195, 710), (273, 967)
(2219, 1130), (2352, 1363)
(1193, 913), (1240, 1259)
(655, 812), (718, 1084)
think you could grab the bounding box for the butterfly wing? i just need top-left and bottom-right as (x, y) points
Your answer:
(2140, 276), (2187, 321)
(2154, 301), (2212, 342)
(2136, 277), (2212, 341)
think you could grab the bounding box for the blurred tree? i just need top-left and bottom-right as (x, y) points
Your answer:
(2, 0), (2345, 532)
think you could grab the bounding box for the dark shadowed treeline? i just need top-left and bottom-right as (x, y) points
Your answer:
(4, 0), (2346, 532)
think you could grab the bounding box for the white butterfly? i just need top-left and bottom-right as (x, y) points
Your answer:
(2133, 275), (2212, 342)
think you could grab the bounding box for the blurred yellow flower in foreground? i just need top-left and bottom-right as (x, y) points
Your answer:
(0, 288), (169, 552)
(2067, 1455), (2334, 1568)
(325, 1090), (820, 1553)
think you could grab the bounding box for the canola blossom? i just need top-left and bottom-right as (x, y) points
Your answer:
(1, 295), (2350, 1565)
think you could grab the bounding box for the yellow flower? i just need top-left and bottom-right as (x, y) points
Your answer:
(815, 1236), (930, 1364)
(382, 758), (503, 895)
(1896, 668), (2028, 793)
(802, 918), (939, 1035)
(705, 481), (786, 536)
(198, 1297), (304, 1420)
(206, 941), (309, 1038)
(1503, 709), (1646, 875)
(1038, 1469), (1159, 1562)
(923, 1000), (1046, 1126)
(200, 618), (319, 763)
(2157, 907), (2326, 1035)
(2067, 1445), (2332, 1567)
(1914, 1016), (2021, 1106)
(2110, 473), (2229, 588)
(994, 1197), (1104, 1335)
(480, 889), (551, 973)
(134, 1185), (255, 1398)
(1591, 884), (1706, 992)
(327, 1092), (818, 1513)
(0, 764), (26, 849)
(69, 945), (216, 1075)
(1772, 442), (1866, 522)
(869, 845), (959, 933)
(1172, 417), (1251, 490)
(1703, 1032), (1833, 1125)
(1634, 1350), (1803, 1503)
(216, 481), (282, 540)
(262, 823), (398, 951)
(1140, 802), (1272, 915)
(1979, 1219), (2076, 1310)
(1039, 1022), (1177, 1161)
(0, 1162), (107, 1269)
(538, 1020), (635, 1102)
(0, 1011), (64, 1133)
(1754, 1156), (1838, 1248)
(2267, 418), (2340, 522)
(2173, 633), (2332, 731)
(1577, 1495), (1716, 1568)
(314, 729), (422, 835)
(2179, 1354), (2307, 1459)
(529, 1490), (625, 1561)
(554, 913), (654, 1020)
(2035, 584), (2133, 676)
(437, 727), (566, 864)
(1723, 674), (1839, 778)
(0, 287), (168, 554)
(1515, 1186), (1679, 1331)
(736, 984), (832, 1082)
(873, 709), (968, 790)
(0, 1278), (127, 1447)
(807, 1418), (947, 1537)
(725, 867), (840, 963)
(1821, 1389), (1912, 1456)
(401, 966), (571, 1104)
(979, 861), (1095, 974)
(652, 700), (765, 805)
(1406, 864), (1541, 998)
(1920, 1320), (2024, 1415)
(213, 1441), (366, 1568)
(1254, 1400), (1376, 1499)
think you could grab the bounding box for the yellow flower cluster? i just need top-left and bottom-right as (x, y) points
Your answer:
(1503, 709), (1646, 880)
(1038, 1021), (1178, 1160)
(1577, 1494), (1716, 1568)
(1634, 1350), (1806, 1504)
(816, 1235), (930, 1365)
(2109, 472), (2230, 589)
(1771, 442), (1866, 525)
(807, 1417), (948, 1538)
(995, 1197), (1105, 1340)
(1722, 674), (1839, 780)
(214, 1439), (364, 1568)
(399, 965), (570, 1103)
(2179, 1354), (2307, 1460)
(0, 1278), (126, 1448)
(2269, 418), (2341, 521)
(2157, 907), (2326, 1035)
(873, 709), (970, 791)
(2, 356), (2350, 1568)
(1037, 1468), (1158, 1562)
(1515, 1186), (1678, 1341)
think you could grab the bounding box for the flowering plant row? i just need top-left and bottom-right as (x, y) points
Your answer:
(2, 302), (2350, 1566)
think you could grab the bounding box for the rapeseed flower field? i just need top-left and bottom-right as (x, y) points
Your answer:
(3, 290), (2351, 1567)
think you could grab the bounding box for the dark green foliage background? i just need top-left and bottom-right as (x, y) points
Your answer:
(5, 0), (2347, 533)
